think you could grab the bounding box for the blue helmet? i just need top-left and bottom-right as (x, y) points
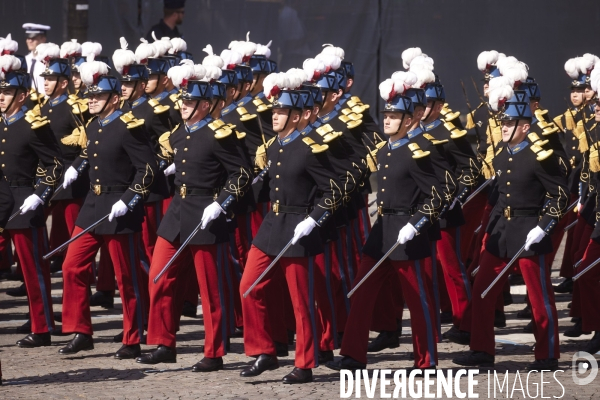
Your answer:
(334, 69), (347, 90)
(424, 76), (445, 102)
(164, 55), (179, 69)
(119, 64), (149, 82)
(298, 90), (313, 109)
(520, 77), (541, 100)
(315, 71), (340, 93)
(301, 84), (323, 105)
(382, 94), (414, 115)
(234, 65), (253, 83)
(40, 58), (71, 78)
(178, 51), (193, 61)
(210, 81), (226, 100)
(14, 54), (28, 72)
(0, 70), (29, 91)
(484, 66), (501, 82)
(341, 61), (355, 79)
(405, 88), (427, 107)
(147, 58), (170, 75)
(499, 90), (532, 121)
(219, 69), (238, 87)
(181, 80), (213, 101)
(249, 55), (269, 74)
(271, 89), (304, 110)
(571, 72), (589, 89)
(267, 60), (278, 73)
(71, 55), (85, 72)
(86, 74), (121, 95)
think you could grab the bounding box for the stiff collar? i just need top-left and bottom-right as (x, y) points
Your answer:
(338, 92), (351, 107)
(2, 109), (25, 125)
(99, 110), (123, 126)
(300, 123), (313, 136)
(318, 109), (338, 124)
(423, 119), (442, 131)
(129, 94), (148, 109)
(153, 90), (169, 102)
(407, 125), (424, 139)
(169, 88), (178, 95)
(221, 101), (237, 117)
(278, 129), (301, 146)
(507, 139), (529, 154)
(388, 136), (410, 150)
(185, 116), (213, 133)
(236, 94), (253, 107)
(49, 93), (68, 107)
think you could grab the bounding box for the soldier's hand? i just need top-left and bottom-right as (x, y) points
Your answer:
(200, 201), (225, 229)
(164, 163), (176, 176)
(397, 223), (417, 245)
(525, 226), (546, 251)
(108, 200), (129, 222)
(292, 217), (317, 245)
(19, 194), (44, 214)
(63, 166), (79, 189)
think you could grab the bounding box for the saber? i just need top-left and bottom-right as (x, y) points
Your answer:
(573, 257), (600, 281)
(481, 244), (526, 298)
(7, 210), (21, 222)
(347, 241), (401, 298)
(462, 177), (494, 206)
(564, 219), (578, 232)
(153, 218), (206, 283)
(474, 224), (482, 235)
(573, 258), (583, 270)
(471, 266), (480, 277)
(43, 214), (109, 260)
(242, 237), (294, 297)
(368, 199), (377, 207)
(48, 185), (64, 203)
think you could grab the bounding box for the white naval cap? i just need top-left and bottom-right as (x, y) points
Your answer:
(22, 23), (51, 37)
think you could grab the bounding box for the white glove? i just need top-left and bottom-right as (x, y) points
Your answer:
(397, 223), (418, 245)
(200, 201), (225, 229)
(449, 197), (461, 210)
(524, 226), (546, 251)
(292, 217), (318, 244)
(164, 163), (176, 176)
(108, 200), (129, 222)
(62, 166), (79, 189)
(19, 194), (44, 214)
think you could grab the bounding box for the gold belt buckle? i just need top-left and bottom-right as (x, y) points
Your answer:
(504, 206), (511, 220)
(179, 185), (187, 198)
(377, 206), (383, 216)
(272, 202), (279, 215)
(93, 184), (101, 196)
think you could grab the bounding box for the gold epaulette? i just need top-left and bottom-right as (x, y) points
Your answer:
(408, 143), (430, 159)
(366, 141), (387, 172)
(553, 114), (564, 132)
(29, 89), (39, 102)
(25, 109), (41, 123)
(158, 123), (179, 159)
(345, 96), (369, 114)
(443, 120), (468, 139)
(423, 133), (448, 145)
(208, 119), (233, 139)
(339, 108), (363, 129)
(527, 132), (549, 147)
(120, 111), (145, 129)
(148, 98), (170, 114)
(253, 97), (270, 113)
(61, 126), (88, 148)
(488, 117), (502, 147)
(575, 119), (589, 152)
(255, 136), (276, 170)
(169, 93), (179, 103)
(530, 142), (554, 161)
(465, 102), (484, 130)
(237, 106), (256, 121)
(302, 137), (329, 153)
(534, 109), (559, 136)
(315, 124), (343, 143)
(71, 100), (88, 114)
(226, 123), (246, 139)
(590, 142), (600, 173)
(441, 103), (460, 122)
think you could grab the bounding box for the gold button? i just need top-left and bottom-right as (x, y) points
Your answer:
(93, 153), (97, 157)
(1, 139), (5, 142)
(387, 153), (391, 156)
(385, 165), (388, 168)
(186, 136), (190, 139)
(380, 201), (384, 205)
(182, 160), (186, 163)
(507, 170), (511, 173)
(96, 179), (100, 182)
(572, 146), (576, 150)
(184, 148), (188, 151)
(276, 175), (279, 178)
(3, 128), (6, 132)
(507, 182), (510, 185)
(507, 194), (510, 197)
(572, 137), (576, 141)
(95, 141), (99, 144)
(98, 129), (102, 133)
(279, 149), (283, 153)
(508, 158), (512, 162)
(0, 152), (4, 155)
(277, 162), (281, 166)
(1, 164), (4, 168)
(275, 188), (279, 191)
(381, 188), (385, 192)
(49, 109), (52, 113)
(94, 166), (98, 170)
(383, 176), (386, 180)
(182, 172), (186, 175)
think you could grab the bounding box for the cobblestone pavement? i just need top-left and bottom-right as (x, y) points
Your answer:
(1, 239), (599, 399)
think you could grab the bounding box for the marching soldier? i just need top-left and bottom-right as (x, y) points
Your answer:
(327, 72), (443, 372)
(451, 80), (568, 370)
(0, 54), (64, 347)
(239, 85), (341, 384)
(58, 57), (156, 358)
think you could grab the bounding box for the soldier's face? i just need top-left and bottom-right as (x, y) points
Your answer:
(501, 120), (529, 144)
(585, 87), (596, 101)
(43, 76), (67, 96)
(181, 99), (209, 121)
(483, 82), (490, 97)
(571, 89), (585, 107)
(383, 112), (411, 135)
(87, 93), (111, 114)
(272, 108), (299, 132)
(72, 72), (82, 90)
(0, 88), (25, 113)
(423, 101), (443, 122)
(146, 75), (160, 94)
(121, 81), (146, 100)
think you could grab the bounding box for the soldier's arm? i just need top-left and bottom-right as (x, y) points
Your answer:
(305, 148), (342, 227)
(120, 125), (156, 209)
(534, 152), (570, 235)
(212, 133), (253, 212)
(29, 123), (64, 202)
(408, 150), (445, 233)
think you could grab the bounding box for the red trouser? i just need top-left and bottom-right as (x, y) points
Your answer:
(572, 239), (600, 332)
(240, 245), (318, 368)
(570, 221), (595, 319)
(467, 200), (494, 273)
(147, 237), (232, 356)
(0, 232), (15, 272)
(141, 201), (164, 266)
(233, 213), (252, 268)
(341, 255), (438, 368)
(460, 191), (488, 265)
(0, 228), (54, 333)
(559, 206), (580, 278)
(48, 198), (83, 252)
(461, 250), (559, 359)
(62, 227), (148, 344)
(95, 244), (116, 293)
(250, 202), (270, 238)
(436, 227), (472, 327)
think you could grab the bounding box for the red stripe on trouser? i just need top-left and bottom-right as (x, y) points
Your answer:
(466, 201), (494, 274)
(573, 240), (600, 332)
(569, 221), (594, 319)
(62, 227), (147, 344)
(142, 202), (163, 265)
(241, 245), (317, 368)
(459, 191), (487, 265)
(95, 244), (116, 293)
(463, 250), (559, 359)
(436, 228), (471, 326)
(1, 228), (54, 333)
(341, 255), (437, 368)
(370, 266), (404, 332)
(147, 237), (231, 356)
(48, 198), (83, 251)
(250, 202), (270, 238)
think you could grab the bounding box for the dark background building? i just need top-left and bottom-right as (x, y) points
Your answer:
(2, 0), (600, 124)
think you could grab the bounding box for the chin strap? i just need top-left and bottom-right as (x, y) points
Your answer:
(507, 120), (520, 143)
(393, 114), (406, 136)
(422, 101), (438, 122)
(3, 88), (21, 114)
(187, 99), (201, 121)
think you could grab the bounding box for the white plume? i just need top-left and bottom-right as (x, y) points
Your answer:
(410, 66), (435, 88)
(502, 66), (528, 86)
(578, 56), (595, 74)
(402, 47), (422, 70)
(0, 55), (21, 80)
(60, 39), (81, 58)
(488, 76), (513, 92)
(321, 44), (345, 60)
(135, 39), (155, 63)
(263, 72), (289, 99)
(231, 32), (257, 59)
(151, 37), (172, 57)
(477, 50), (505, 71)
(302, 57), (327, 82)
(202, 45), (224, 68)
(112, 37), (136, 75)
(220, 49), (243, 69)
(167, 64), (194, 88)
(409, 55), (434, 71)
(488, 78), (514, 112)
(285, 69), (305, 89)
(591, 67), (600, 92)
(79, 59), (109, 87)
(0, 33), (19, 54)
(81, 42), (102, 58)
(35, 43), (60, 63)
(564, 57), (587, 79)
(202, 65), (221, 82)
(255, 40), (272, 59)
(315, 53), (341, 72)
(379, 79), (396, 101)
(169, 37), (187, 54)
(390, 70), (418, 90)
